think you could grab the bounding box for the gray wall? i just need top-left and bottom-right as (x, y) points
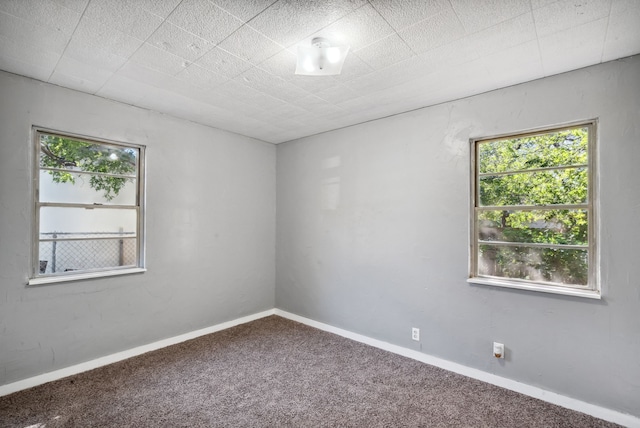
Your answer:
(0, 71), (276, 385)
(2, 56), (638, 418)
(276, 56), (640, 417)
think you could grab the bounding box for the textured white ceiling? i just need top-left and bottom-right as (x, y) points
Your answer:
(0, 0), (638, 144)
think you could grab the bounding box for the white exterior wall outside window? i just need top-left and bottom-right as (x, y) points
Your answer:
(469, 121), (598, 299)
(30, 128), (146, 285)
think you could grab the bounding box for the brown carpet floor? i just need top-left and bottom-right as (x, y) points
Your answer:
(0, 315), (619, 427)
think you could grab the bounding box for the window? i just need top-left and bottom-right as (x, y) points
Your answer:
(469, 122), (598, 298)
(30, 128), (146, 284)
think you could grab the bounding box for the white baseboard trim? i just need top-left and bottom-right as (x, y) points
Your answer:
(2, 308), (637, 427)
(0, 309), (276, 398)
(274, 309), (640, 428)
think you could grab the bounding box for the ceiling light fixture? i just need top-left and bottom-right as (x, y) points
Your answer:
(295, 37), (350, 76)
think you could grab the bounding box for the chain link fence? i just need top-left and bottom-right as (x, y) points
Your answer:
(39, 232), (136, 274)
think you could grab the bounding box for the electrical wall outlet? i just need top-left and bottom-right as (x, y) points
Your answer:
(412, 327), (420, 341)
(493, 342), (505, 359)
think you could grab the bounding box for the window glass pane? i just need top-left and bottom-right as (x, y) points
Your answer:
(478, 244), (588, 286)
(38, 238), (136, 274)
(39, 170), (137, 205)
(40, 206), (137, 238)
(33, 130), (145, 281)
(478, 209), (588, 246)
(479, 167), (587, 206)
(478, 127), (588, 174)
(39, 133), (138, 176)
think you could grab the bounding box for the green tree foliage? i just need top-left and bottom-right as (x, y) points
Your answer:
(40, 135), (137, 201)
(477, 128), (589, 285)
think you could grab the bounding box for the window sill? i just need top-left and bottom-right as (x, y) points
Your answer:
(28, 267), (146, 286)
(467, 277), (601, 299)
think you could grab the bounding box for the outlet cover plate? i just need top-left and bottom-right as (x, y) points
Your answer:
(412, 328), (420, 341)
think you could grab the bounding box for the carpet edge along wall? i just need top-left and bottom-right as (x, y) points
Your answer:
(1, 309), (638, 427)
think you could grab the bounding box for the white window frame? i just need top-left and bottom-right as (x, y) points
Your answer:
(468, 120), (599, 299)
(29, 127), (146, 285)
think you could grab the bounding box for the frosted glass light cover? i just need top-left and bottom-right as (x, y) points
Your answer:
(295, 45), (350, 76)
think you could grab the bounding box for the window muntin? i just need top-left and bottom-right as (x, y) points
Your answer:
(470, 122), (597, 296)
(32, 129), (145, 282)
